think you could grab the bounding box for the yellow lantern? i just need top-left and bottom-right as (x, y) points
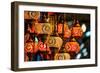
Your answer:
(54, 53), (70, 60)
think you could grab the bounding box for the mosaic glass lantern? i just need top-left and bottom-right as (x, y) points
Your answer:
(24, 42), (34, 53)
(57, 14), (64, 34)
(38, 41), (47, 51)
(71, 20), (83, 38)
(35, 23), (52, 34)
(47, 37), (63, 48)
(29, 11), (40, 20)
(57, 23), (63, 34)
(65, 38), (80, 54)
(63, 22), (71, 38)
(37, 41), (51, 54)
(54, 53), (70, 60)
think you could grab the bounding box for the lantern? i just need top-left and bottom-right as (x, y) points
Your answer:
(54, 53), (70, 60)
(24, 42), (34, 53)
(35, 23), (52, 34)
(64, 22), (71, 38)
(47, 37), (63, 48)
(72, 23), (83, 38)
(29, 11), (40, 20)
(37, 41), (51, 55)
(38, 41), (46, 51)
(65, 38), (80, 54)
(57, 23), (63, 34)
(42, 23), (52, 34)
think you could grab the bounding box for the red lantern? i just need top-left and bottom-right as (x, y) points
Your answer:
(72, 23), (83, 38)
(38, 41), (51, 55)
(38, 41), (47, 51)
(24, 42), (34, 53)
(65, 39), (80, 53)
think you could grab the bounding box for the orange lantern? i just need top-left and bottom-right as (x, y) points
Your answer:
(65, 38), (80, 54)
(24, 42), (34, 53)
(57, 23), (63, 34)
(72, 23), (83, 38)
(64, 22), (71, 38)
